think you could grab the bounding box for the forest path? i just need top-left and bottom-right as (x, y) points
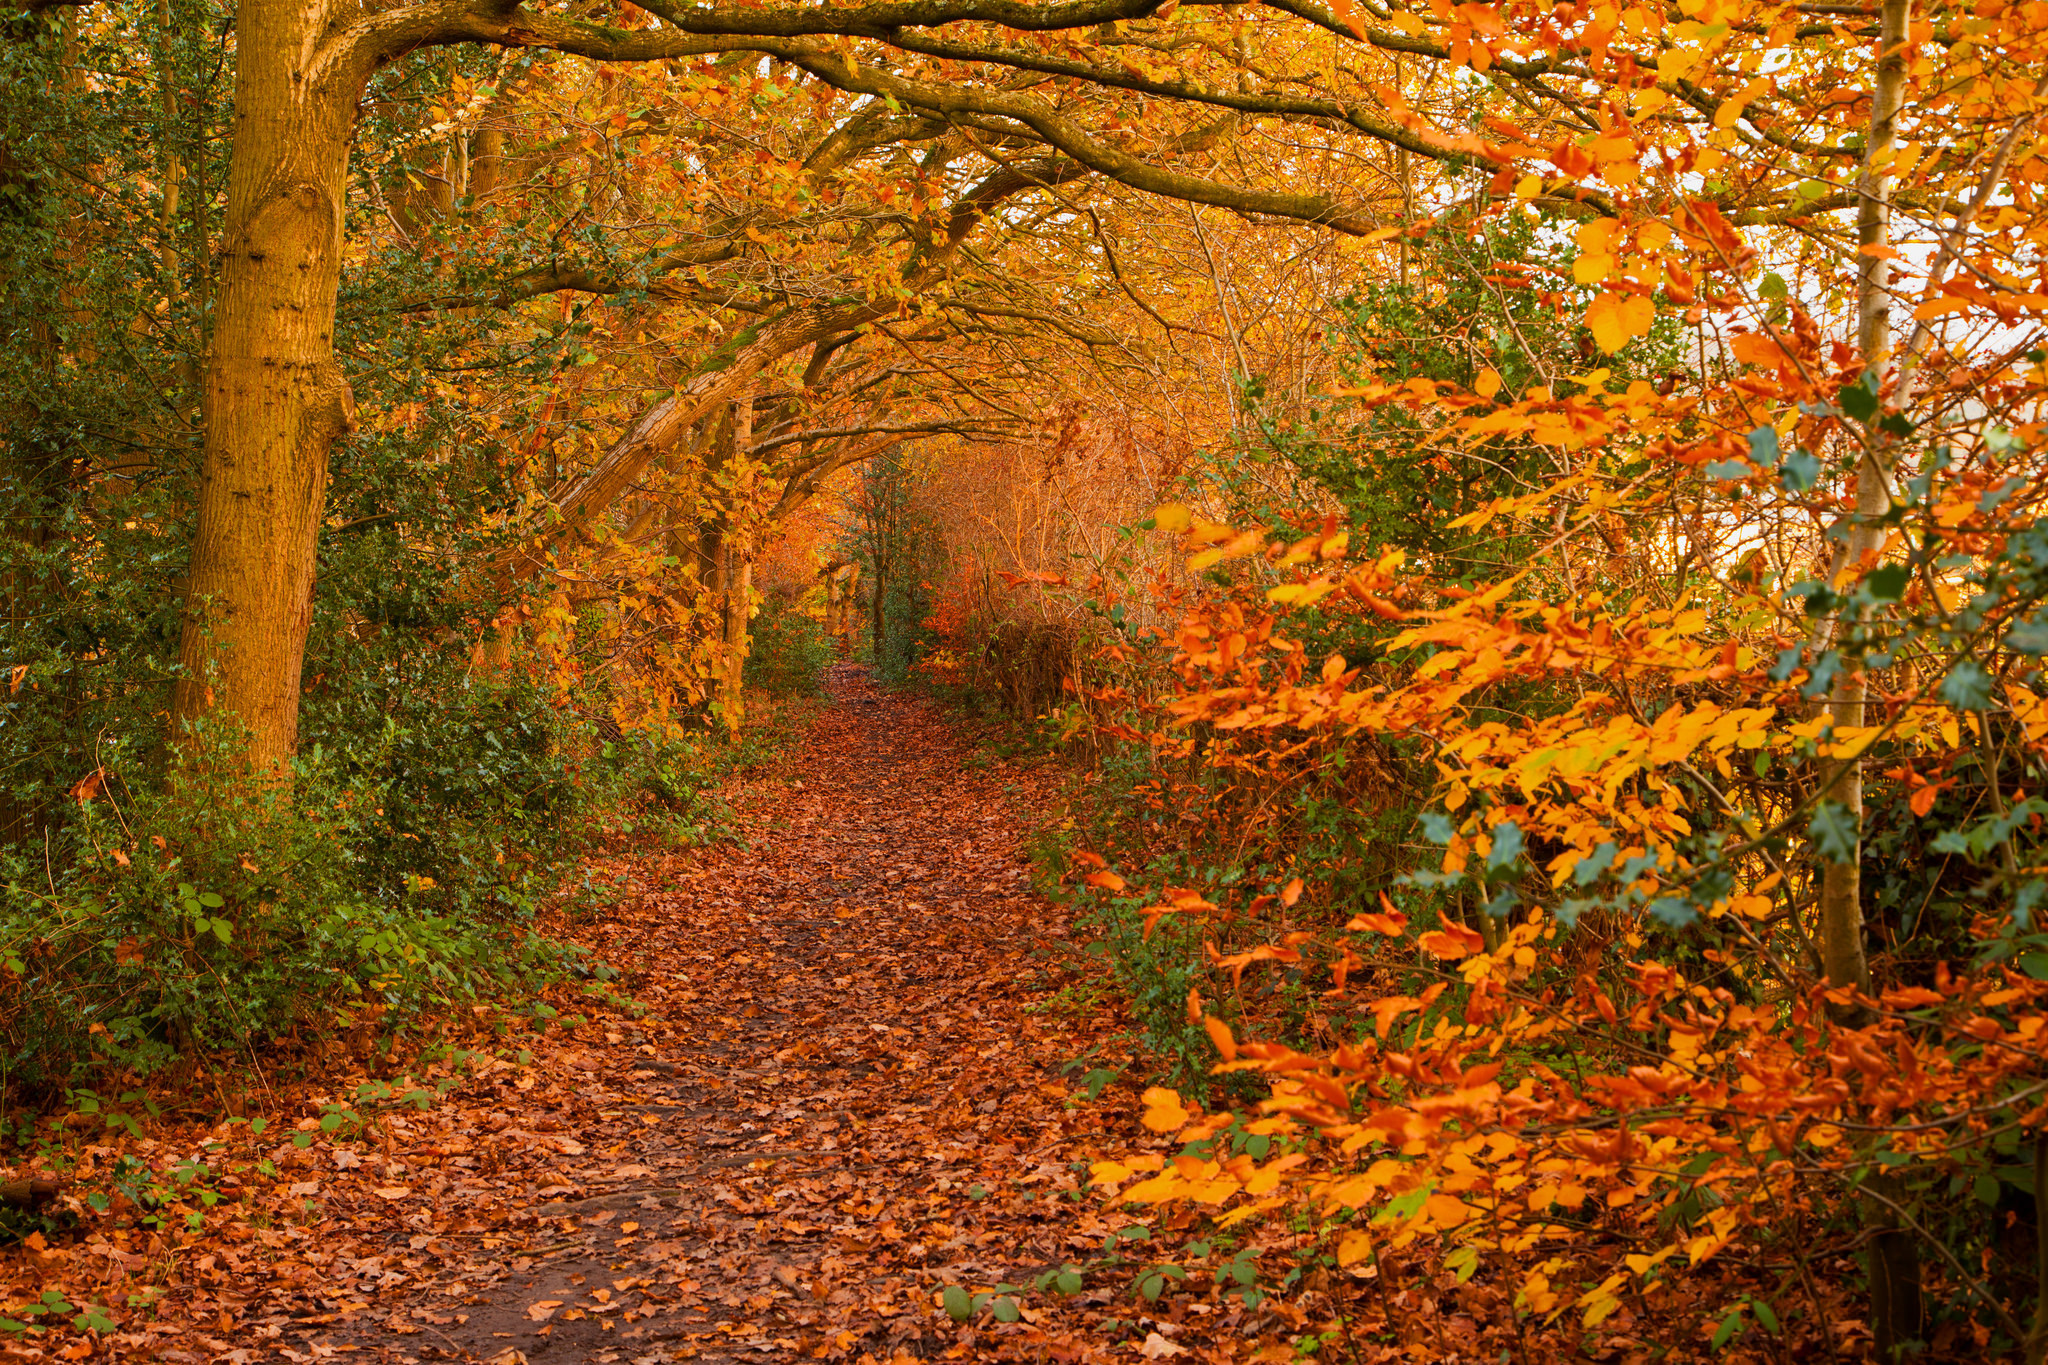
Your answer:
(279, 665), (1126, 1364)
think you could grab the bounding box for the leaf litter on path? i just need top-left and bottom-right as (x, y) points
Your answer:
(9, 666), (1240, 1364)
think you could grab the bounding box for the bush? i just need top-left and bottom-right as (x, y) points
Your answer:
(0, 684), (760, 1105)
(744, 597), (834, 696)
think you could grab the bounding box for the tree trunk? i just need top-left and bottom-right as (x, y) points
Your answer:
(169, 0), (356, 773)
(1829, 2), (1921, 1357)
(1820, 0), (1909, 1002)
(718, 396), (754, 733)
(2025, 1131), (2048, 1365)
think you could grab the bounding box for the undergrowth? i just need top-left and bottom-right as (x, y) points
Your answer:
(0, 694), (798, 1116)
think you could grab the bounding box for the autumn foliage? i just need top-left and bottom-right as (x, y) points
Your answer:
(13, 0), (2048, 1355)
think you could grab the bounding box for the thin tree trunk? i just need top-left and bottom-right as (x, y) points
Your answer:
(1820, 0), (1909, 1001)
(1830, 2), (1921, 1356)
(2027, 1132), (2048, 1365)
(718, 395), (753, 734)
(169, 0), (356, 774)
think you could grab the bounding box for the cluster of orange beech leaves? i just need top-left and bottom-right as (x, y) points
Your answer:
(1039, 0), (2048, 1355)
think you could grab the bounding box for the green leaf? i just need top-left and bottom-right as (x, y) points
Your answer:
(990, 1296), (1020, 1323)
(1054, 1270), (1083, 1295)
(1809, 801), (1859, 865)
(1940, 658), (1993, 710)
(1975, 1174), (2000, 1206)
(1864, 563), (1910, 601)
(941, 1286), (972, 1322)
(1379, 1185), (1432, 1222)
(1840, 376), (1881, 422)
(1485, 820), (1523, 871)
(1647, 896), (1696, 929)
(1747, 425), (1780, 462)
(1780, 448), (1821, 493)
(2010, 614), (2048, 654)
(1751, 1297), (1779, 1334)
(1573, 842), (1618, 887)
(1711, 1308), (1745, 1350)
(1757, 272), (1788, 300)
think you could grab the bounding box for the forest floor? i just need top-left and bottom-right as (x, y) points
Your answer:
(6, 666), (1344, 1365)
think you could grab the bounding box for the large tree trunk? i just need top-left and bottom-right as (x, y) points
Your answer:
(168, 0), (356, 772)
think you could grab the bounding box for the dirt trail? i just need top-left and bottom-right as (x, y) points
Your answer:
(268, 666), (1125, 1364)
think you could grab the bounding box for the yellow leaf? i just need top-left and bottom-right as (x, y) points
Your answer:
(1337, 1229), (1374, 1266)
(1141, 1086), (1191, 1133)
(1423, 1192), (1471, 1227)
(1586, 294), (1627, 354)
(1573, 252), (1614, 285)
(1267, 581), (1334, 606)
(1214, 1196), (1285, 1228)
(1153, 503), (1192, 533)
(1188, 529), (1262, 572)
(1123, 1172), (1186, 1204)
(1575, 218), (1621, 253)
(1474, 368), (1502, 399)
(1619, 293), (1656, 340)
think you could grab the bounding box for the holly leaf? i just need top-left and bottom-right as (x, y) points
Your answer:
(1809, 801), (1859, 865)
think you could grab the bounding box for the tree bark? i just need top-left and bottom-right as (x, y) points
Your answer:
(168, 0), (358, 773)
(1830, 2), (1921, 1357)
(1818, 0), (1908, 1002)
(718, 395), (754, 733)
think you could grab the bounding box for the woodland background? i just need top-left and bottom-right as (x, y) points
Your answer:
(7, 0), (2048, 1356)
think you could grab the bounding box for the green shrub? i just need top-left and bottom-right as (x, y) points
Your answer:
(0, 687), (763, 1109)
(744, 598), (834, 696)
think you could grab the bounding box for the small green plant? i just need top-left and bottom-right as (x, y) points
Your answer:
(941, 1282), (1027, 1323)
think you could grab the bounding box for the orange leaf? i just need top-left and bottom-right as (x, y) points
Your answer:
(1141, 1086), (1192, 1133)
(1203, 1014), (1238, 1061)
(1347, 892), (1409, 936)
(1085, 870), (1127, 892)
(1280, 877), (1304, 907)
(1326, 0), (1368, 39)
(1417, 925), (1484, 959)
